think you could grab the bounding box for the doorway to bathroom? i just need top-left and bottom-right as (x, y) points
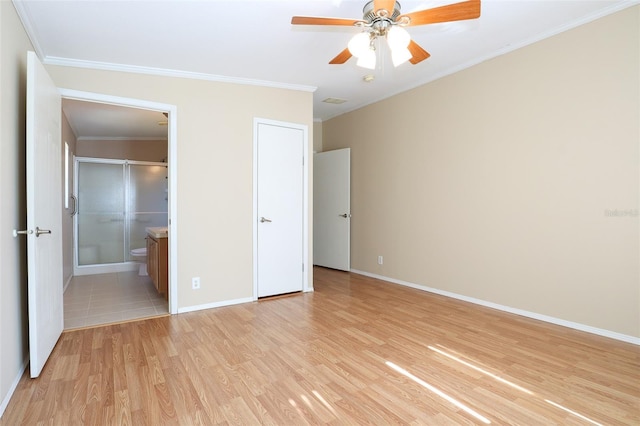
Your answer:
(60, 91), (178, 330)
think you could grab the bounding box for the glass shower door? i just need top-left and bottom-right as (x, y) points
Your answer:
(128, 164), (168, 259)
(77, 162), (125, 265)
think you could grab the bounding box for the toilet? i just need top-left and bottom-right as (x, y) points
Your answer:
(130, 247), (148, 276)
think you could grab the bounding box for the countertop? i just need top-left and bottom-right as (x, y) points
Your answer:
(146, 226), (168, 239)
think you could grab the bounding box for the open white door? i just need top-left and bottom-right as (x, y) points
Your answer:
(25, 51), (64, 377)
(255, 120), (305, 298)
(313, 148), (350, 271)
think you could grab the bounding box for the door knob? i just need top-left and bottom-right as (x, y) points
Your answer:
(260, 217), (272, 223)
(35, 227), (51, 237)
(12, 229), (33, 237)
(12, 227), (52, 237)
(339, 213), (351, 218)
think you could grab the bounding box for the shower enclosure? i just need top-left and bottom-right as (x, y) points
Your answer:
(74, 158), (168, 275)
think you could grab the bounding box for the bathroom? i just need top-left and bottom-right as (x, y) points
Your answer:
(61, 99), (170, 329)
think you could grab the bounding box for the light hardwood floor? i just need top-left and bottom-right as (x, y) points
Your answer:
(2, 267), (638, 425)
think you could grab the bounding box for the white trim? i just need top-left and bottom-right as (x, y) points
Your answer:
(351, 269), (640, 346)
(178, 297), (255, 314)
(60, 88), (179, 315)
(45, 56), (317, 93)
(77, 136), (168, 142)
(60, 88), (174, 112)
(167, 102), (178, 315)
(253, 118), (311, 300)
(0, 357), (29, 418)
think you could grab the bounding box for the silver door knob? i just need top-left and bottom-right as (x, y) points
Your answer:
(35, 227), (51, 237)
(260, 217), (272, 223)
(12, 229), (33, 237)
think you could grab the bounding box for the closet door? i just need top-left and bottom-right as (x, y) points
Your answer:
(255, 120), (305, 298)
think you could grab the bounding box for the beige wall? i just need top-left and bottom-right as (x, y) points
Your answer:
(313, 119), (323, 153)
(45, 66), (314, 310)
(0, 0), (33, 414)
(61, 114), (77, 287)
(76, 138), (167, 162)
(323, 6), (639, 338)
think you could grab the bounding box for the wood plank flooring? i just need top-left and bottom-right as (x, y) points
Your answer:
(2, 267), (639, 425)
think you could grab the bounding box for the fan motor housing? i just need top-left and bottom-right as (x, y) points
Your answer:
(363, 1), (402, 23)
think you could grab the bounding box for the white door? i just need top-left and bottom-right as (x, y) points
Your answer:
(255, 121), (304, 297)
(313, 148), (351, 271)
(26, 51), (64, 378)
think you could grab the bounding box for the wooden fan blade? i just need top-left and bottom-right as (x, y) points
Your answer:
(408, 40), (430, 64)
(373, 0), (396, 16)
(291, 16), (364, 26)
(399, 0), (480, 27)
(329, 48), (353, 64)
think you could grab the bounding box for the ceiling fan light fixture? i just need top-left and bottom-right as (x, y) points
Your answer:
(292, 0), (482, 67)
(391, 45), (412, 67)
(348, 32), (371, 58)
(386, 25), (410, 51)
(356, 49), (376, 69)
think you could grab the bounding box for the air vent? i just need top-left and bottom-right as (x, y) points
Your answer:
(322, 98), (347, 105)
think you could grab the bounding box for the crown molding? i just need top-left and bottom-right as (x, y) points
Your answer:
(43, 56), (317, 93)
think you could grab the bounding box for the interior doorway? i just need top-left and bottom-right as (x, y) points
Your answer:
(59, 91), (178, 328)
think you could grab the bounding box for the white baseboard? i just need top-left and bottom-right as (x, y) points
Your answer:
(351, 269), (640, 346)
(177, 297), (254, 314)
(0, 357), (29, 418)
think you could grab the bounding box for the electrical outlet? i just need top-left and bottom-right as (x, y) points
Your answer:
(192, 277), (201, 290)
(378, 256), (383, 265)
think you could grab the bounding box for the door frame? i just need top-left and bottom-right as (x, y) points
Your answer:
(59, 88), (179, 314)
(252, 117), (310, 300)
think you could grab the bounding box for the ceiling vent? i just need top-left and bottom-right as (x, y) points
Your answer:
(322, 97), (348, 104)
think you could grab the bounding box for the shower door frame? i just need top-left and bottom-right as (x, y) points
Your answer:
(73, 157), (168, 276)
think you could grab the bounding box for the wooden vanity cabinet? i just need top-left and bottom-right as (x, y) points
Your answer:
(147, 234), (168, 299)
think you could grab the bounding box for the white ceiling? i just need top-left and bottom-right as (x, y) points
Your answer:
(62, 99), (168, 140)
(14, 0), (637, 139)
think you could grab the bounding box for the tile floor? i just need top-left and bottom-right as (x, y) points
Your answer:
(64, 270), (169, 330)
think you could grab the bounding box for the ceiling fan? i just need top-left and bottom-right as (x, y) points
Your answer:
(291, 0), (481, 69)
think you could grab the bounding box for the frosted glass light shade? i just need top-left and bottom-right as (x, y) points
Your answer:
(387, 26), (411, 51)
(391, 46), (412, 67)
(348, 32), (371, 58)
(356, 49), (376, 69)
